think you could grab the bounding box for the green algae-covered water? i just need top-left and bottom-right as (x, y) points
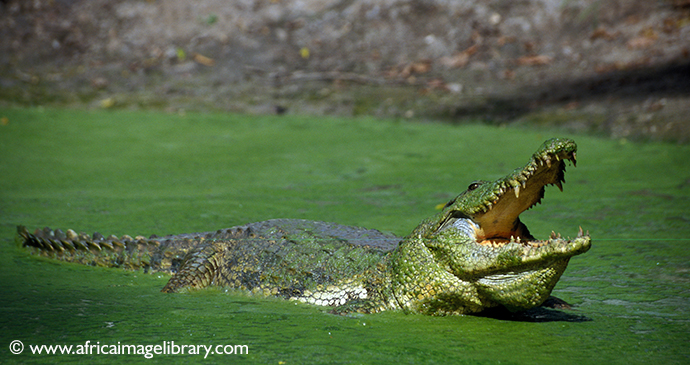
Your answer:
(1, 107), (688, 364)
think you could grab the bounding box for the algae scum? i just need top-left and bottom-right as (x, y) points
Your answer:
(1, 108), (689, 364)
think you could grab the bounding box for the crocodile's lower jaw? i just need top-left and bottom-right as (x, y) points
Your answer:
(476, 258), (571, 311)
(449, 217), (588, 249)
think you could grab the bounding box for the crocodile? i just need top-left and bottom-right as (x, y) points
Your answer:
(17, 138), (591, 315)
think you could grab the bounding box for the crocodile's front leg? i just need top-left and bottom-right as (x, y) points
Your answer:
(388, 234), (487, 315)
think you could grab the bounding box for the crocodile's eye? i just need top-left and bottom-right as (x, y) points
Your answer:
(467, 182), (481, 191)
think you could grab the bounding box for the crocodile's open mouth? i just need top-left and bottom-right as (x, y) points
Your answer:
(440, 141), (585, 248)
(474, 148), (576, 246)
(481, 147), (580, 247)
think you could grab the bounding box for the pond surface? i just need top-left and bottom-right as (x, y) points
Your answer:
(1, 108), (688, 364)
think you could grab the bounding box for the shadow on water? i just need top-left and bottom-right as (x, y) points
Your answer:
(477, 307), (591, 323)
(448, 60), (690, 121)
(476, 297), (591, 323)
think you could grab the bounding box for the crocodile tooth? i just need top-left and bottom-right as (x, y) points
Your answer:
(577, 226), (584, 237)
(572, 152), (577, 166)
(555, 180), (563, 192)
(514, 185), (520, 198)
(550, 231), (558, 239)
(545, 158), (552, 168)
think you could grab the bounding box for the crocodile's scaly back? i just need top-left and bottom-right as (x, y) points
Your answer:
(18, 219), (403, 312)
(160, 219), (401, 312)
(17, 138), (591, 315)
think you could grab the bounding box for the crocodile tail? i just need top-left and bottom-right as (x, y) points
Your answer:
(16, 225), (164, 272)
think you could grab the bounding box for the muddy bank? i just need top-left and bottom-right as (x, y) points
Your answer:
(1, 0), (689, 142)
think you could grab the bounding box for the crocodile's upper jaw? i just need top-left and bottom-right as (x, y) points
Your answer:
(447, 138), (578, 246)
